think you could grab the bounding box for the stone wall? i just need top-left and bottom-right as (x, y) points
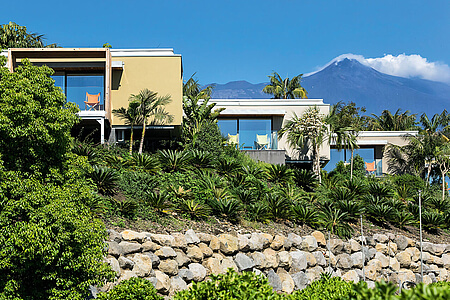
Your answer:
(103, 229), (450, 296)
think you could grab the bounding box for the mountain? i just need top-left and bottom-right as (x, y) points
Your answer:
(209, 58), (450, 116)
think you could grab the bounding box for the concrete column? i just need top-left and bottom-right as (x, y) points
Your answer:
(96, 118), (105, 144)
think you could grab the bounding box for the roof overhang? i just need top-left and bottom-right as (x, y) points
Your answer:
(220, 109), (286, 116)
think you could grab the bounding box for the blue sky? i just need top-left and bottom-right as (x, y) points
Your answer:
(2, 0), (449, 84)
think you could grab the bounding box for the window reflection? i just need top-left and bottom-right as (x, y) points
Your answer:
(217, 118), (275, 150)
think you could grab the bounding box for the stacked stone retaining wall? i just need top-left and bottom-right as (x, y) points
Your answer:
(103, 229), (450, 296)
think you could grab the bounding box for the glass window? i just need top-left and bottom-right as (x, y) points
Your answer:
(67, 74), (104, 109)
(324, 149), (346, 172)
(348, 148), (374, 164)
(239, 119), (271, 150)
(51, 75), (65, 91)
(218, 119), (238, 137)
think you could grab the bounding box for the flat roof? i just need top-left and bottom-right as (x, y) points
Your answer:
(3, 48), (181, 58)
(212, 99), (328, 106)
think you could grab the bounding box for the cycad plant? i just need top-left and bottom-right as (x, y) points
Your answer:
(72, 142), (99, 164)
(422, 210), (445, 232)
(246, 202), (270, 223)
(208, 188), (242, 223)
(158, 149), (191, 172)
(108, 198), (138, 217)
(189, 149), (214, 169)
(90, 165), (119, 195)
(335, 200), (364, 222)
(395, 210), (416, 229)
(143, 191), (172, 213)
(216, 158), (241, 176)
(177, 199), (211, 220)
(265, 164), (295, 185)
(265, 193), (292, 220)
(291, 202), (320, 227)
(294, 169), (319, 192)
(128, 153), (160, 174)
(318, 205), (353, 239)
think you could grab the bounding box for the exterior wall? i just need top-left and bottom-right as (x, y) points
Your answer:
(242, 150), (286, 165)
(111, 55), (183, 126)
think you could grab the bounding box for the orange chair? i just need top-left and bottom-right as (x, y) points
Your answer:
(84, 92), (100, 111)
(365, 161), (376, 175)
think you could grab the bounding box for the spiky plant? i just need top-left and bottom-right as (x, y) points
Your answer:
(239, 164), (265, 179)
(143, 191), (172, 213)
(327, 187), (357, 202)
(208, 188), (242, 222)
(335, 200), (364, 222)
(367, 203), (397, 224)
(318, 206), (353, 239)
(291, 202), (320, 227)
(109, 198), (138, 217)
(158, 149), (191, 172)
(294, 169), (318, 192)
(246, 202), (270, 222)
(189, 149), (215, 169)
(265, 164), (295, 185)
(342, 177), (367, 197)
(395, 210), (416, 229)
(90, 165), (119, 195)
(72, 142), (99, 164)
(278, 183), (303, 203)
(177, 199), (211, 220)
(216, 158), (241, 175)
(265, 193), (292, 220)
(367, 182), (393, 198)
(129, 153), (161, 174)
(422, 210), (445, 232)
(233, 188), (257, 205)
(428, 197), (450, 212)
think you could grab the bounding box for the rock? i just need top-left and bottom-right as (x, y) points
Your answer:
(155, 246), (177, 259)
(170, 276), (188, 294)
(267, 269), (282, 291)
(118, 256), (135, 269)
(365, 248), (377, 261)
(343, 242), (352, 254)
(131, 253), (153, 277)
(349, 239), (361, 252)
(312, 231), (326, 246)
(423, 275), (433, 285)
(375, 243), (388, 255)
(365, 264), (380, 281)
(150, 234), (175, 247)
(171, 233), (188, 250)
(290, 251), (307, 273)
(178, 268), (194, 282)
(263, 248), (279, 269)
(395, 235), (409, 251)
(368, 259), (383, 271)
(422, 252), (433, 264)
(277, 268), (295, 293)
(234, 253), (255, 271)
(249, 233), (270, 251)
(153, 270), (171, 294)
(188, 263), (207, 282)
(306, 266), (323, 283)
(300, 236), (318, 252)
(336, 253), (353, 269)
(292, 271), (308, 290)
(374, 252), (389, 268)
(250, 252), (266, 269)
(159, 259), (178, 275)
(144, 251), (160, 268)
(278, 251), (292, 268)
(107, 241), (123, 258)
(186, 245), (204, 262)
(388, 243), (397, 255)
(142, 241), (160, 252)
(198, 243), (213, 257)
(261, 233), (274, 244)
(271, 235), (285, 250)
(396, 251), (412, 267)
(185, 229), (200, 244)
(405, 247), (421, 262)
(442, 254), (450, 268)
(398, 269), (415, 283)
(121, 230), (147, 243)
(329, 239), (344, 254)
(106, 257), (121, 277)
(118, 270), (137, 283)
(432, 255), (443, 267)
(119, 241), (142, 255)
(423, 242), (446, 256)
(390, 257), (400, 272)
(221, 257), (238, 273)
(197, 233), (212, 243)
(174, 249), (190, 267)
(108, 229), (122, 243)
(342, 270), (359, 283)
(204, 257), (222, 275)
(305, 252), (317, 267)
(313, 251), (326, 266)
(285, 233), (302, 249)
(218, 234), (239, 255)
(351, 252), (364, 268)
(373, 234), (389, 243)
(210, 236), (220, 251)
(237, 234), (250, 251)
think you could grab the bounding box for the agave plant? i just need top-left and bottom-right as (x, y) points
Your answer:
(246, 202), (270, 222)
(265, 164), (295, 185)
(158, 149), (191, 172)
(294, 169), (318, 192)
(177, 199), (211, 220)
(189, 149), (215, 169)
(318, 205), (353, 239)
(143, 191), (172, 213)
(264, 193), (292, 220)
(128, 153), (161, 174)
(90, 165), (119, 195)
(291, 202), (320, 227)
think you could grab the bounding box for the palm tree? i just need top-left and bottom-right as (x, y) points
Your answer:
(0, 22), (57, 48)
(435, 143), (450, 200)
(368, 109), (417, 131)
(130, 89), (173, 154)
(263, 72), (307, 99)
(278, 106), (327, 182)
(112, 101), (141, 155)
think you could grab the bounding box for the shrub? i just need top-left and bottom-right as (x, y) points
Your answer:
(177, 199), (211, 220)
(173, 269), (282, 300)
(289, 273), (351, 300)
(90, 165), (119, 195)
(143, 191), (172, 213)
(97, 277), (163, 300)
(158, 149), (191, 172)
(265, 193), (292, 220)
(208, 188), (242, 222)
(189, 149), (215, 169)
(265, 164), (295, 185)
(117, 170), (157, 200)
(246, 202), (270, 222)
(294, 169), (318, 192)
(127, 153), (161, 174)
(291, 203), (320, 227)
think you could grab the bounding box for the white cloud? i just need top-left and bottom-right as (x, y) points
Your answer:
(307, 53), (450, 84)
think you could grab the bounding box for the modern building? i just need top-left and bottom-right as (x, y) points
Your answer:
(4, 48), (183, 145)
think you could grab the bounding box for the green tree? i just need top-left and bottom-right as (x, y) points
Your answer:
(0, 57), (79, 177)
(263, 72), (308, 99)
(130, 89), (173, 154)
(0, 22), (56, 48)
(112, 101), (142, 155)
(279, 106), (328, 182)
(367, 109), (418, 131)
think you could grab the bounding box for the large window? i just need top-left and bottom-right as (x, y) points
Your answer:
(324, 147), (382, 176)
(52, 72), (104, 110)
(217, 118), (276, 150)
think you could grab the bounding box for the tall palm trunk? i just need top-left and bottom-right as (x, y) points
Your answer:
(139, 119), (146, 154)
(314, 143), (321, 183)
(350, 149), (354, 180)
(129, 125), (134, 155)
(442, 170), (446, 201)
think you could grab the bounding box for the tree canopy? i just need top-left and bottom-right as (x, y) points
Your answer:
(263, 72), (308, 99)
(0, 22), (56, 49)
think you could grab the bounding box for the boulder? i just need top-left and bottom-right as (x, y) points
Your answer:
(311, 231), (326, 246)
(150, 234), (175, 247)
(204, 257), (222, 275)
(267, 269), (282, 291)
(271, 235), (286, 250)
(197, 232), (212, 243)
(218, 234), (239, 255)
(250, 252), (266, 269)
(365, 264), (380, 281)
(374, 252), (389, 268)
(397, 269), (415, 283)
(285, 233), (302, 249)
(396, 251), (412, 267)
(170, 276), (188, 294)
(174, 249), (190, 267)
(186, 245), (204, 262)
(350, 252), (364, 268)
(305, 252), (317, 267)
(210, 236), (220, 251)
(198, 243), (213, 257)
(373, 234), (389, 244)
(442, 253), (450, 268)
(158, 259), (178, 276)
(336, 253), (353, 269)
(234, 253), (255, 271)
(142, 241), (160, 252)
(390, 257), (400, 272)
(249, 233), (270, 251)
(118, 256), (135, 269)
(395, 235), (409, 251)
(329, 239), (344, 254)
(188, 263), (207, 282)
(406, 247), (421, 262)
(290, 251), (307, 273)
(121, 230), (146, 243)
(119, 241), (142, 255)
(131, 253), (153, 277)
(107, 241), (123, 258)
(155, 246), (177, 259)
(300, 236), (318, 252)
(108, 229), (122, 243)
(423, 242), (446, 256)
(153, 270), (171, 294)
(106, 257), (121, 277)
(349, 239), (361, 252)
(306, 266), (324, 283)
(262, 248), (279, 269)
(185, 229), (200, 244)
(292, 271), (308, 290)
(221, 257), (238, 273)
(237, 234), (250, 251)
(171, 233), (188, 250)
(178, 268), (194, 282)
(312, 251), (326, 266)
(375, 243), (388, 255)
(277, 268), (295, 293)
(278, 251), (292, 268)
(342, 270), (359, 283)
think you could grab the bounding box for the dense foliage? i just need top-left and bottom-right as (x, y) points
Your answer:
(97, 277), (163, 300)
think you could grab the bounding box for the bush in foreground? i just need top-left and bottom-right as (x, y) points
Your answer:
(97, 277), (163, 300)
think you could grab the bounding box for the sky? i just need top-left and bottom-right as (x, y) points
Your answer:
(2, 0), (449, 85)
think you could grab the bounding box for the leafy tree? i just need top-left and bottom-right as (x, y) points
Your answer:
(367, 109), (418, 131)
(0, 22), (57, 49)
(263, 72), (307, 99)
(130, 89), (173, 154)
(279, 106), (328, 182)
(97, 277), (162, 300)
(112, 101), (142, 155)
(0, 57), (79, 177)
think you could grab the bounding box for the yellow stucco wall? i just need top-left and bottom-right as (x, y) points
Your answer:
(110, 56), (183, 126)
